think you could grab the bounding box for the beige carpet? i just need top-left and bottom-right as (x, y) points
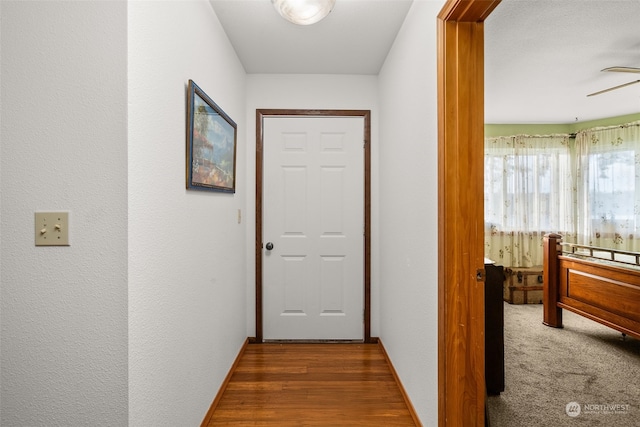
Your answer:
(487, 303), (640, 426)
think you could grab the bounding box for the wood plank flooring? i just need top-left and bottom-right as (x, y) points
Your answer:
(204, 343), (419, 426)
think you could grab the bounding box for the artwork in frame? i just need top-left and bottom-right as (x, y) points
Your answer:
(186, 80), (237, 193)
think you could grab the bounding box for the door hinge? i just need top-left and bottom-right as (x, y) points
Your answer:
(476, 268), (486, 282)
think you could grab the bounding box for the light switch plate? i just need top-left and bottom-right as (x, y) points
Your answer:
(35, 212), (69, 246)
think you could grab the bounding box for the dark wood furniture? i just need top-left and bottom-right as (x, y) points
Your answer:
(484, 261), (505, 395)
(542, 233), (640, 340)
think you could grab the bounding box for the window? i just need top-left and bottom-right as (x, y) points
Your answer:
(576, 123), (640, 250)
(485, 122), (640, 267)
(484, 135), (574, 267)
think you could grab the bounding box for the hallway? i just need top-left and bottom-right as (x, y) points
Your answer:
(203, 343), (419, 426)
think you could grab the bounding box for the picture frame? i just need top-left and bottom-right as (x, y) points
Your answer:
(186, 80), (237, 193)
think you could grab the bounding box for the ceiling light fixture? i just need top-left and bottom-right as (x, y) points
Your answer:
(271, 0), (336, 25)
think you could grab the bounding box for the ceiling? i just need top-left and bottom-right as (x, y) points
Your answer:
(210, 0), (640, 124)
(485, 0), (640, 124)
(209, 0), (413, 75)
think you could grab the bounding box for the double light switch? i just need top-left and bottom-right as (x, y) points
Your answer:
(35, 212), (69, 246)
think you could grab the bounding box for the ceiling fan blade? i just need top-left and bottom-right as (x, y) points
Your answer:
(587, 79), (640, 97)
(602, 66), (640, 73)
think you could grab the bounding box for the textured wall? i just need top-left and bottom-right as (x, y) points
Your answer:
(0, 1), (128, 425)
(377, 1), (444, 425)
(1, 1), (248, 425)
(128, 1), (247, 425)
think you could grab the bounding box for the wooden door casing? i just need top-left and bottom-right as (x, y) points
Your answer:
(255, 109), (372, 343)
(438, 1), (501, 426)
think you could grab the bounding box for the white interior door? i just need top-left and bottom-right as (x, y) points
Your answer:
(263, 116), (364, 340)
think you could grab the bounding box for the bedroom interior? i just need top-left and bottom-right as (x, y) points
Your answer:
(484, 1), (640, 425)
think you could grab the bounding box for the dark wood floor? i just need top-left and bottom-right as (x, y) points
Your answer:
(203, 342), (419, 426)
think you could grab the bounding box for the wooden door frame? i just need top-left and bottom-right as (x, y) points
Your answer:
(254, 109), (372, 343)
(437, 1), (501, 425)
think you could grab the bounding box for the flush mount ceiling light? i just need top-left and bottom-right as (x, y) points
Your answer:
(271, 0), (336, 25)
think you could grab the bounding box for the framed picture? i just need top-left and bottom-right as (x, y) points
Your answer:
(186, 80), (237, 193)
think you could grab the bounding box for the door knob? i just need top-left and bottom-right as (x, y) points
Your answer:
(265, 242), (274, 251)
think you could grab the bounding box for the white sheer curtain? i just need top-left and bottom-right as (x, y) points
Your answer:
(484, 134), (576, 267)
(575, 121), (640, 251)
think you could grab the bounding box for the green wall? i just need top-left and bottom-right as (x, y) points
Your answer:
(485, 112), (640, 137)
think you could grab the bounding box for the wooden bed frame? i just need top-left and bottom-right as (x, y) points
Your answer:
(542, 233), (640, 340)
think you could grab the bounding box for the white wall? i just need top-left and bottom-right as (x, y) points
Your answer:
(377, 1), (443, 425)
(245, 74), (380, 337)
(1, 1), (128, 425)
(128, 1), (247, 426)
